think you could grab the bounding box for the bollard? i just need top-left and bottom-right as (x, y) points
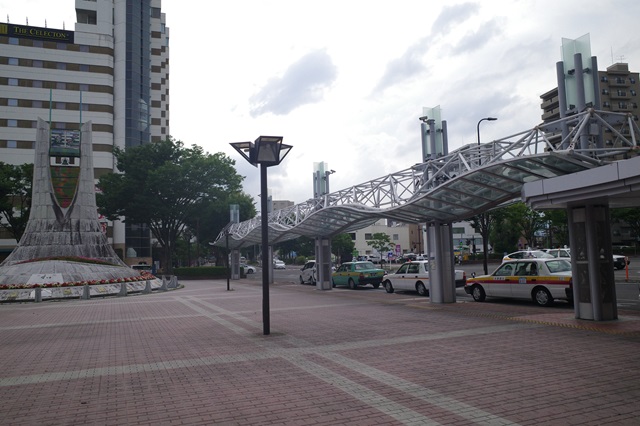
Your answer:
(168, 275), (177, 289)
(82, 284), (90, 300)
(159, 275), (168, 292)
(34, 287), (42, 303)
(118, 282), (128, 297)
(142, 280), (152, 294)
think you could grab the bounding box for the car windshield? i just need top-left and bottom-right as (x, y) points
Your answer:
(355, 262), (376, 270)
(545, 259), (572, 273)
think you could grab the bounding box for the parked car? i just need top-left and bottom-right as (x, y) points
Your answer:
(331, 261), (385, 289)
(273, 259), (286, 269)
(464, 258), (573, 307)
(545, 248), (629, 270)
(502, 250), (554, 261)
(382, 260), (466, 296)
(240, 264), (256, 274)
(545, 248), (571, 258)
(299, 260), (317, 284)
(613, 254), (630, 270)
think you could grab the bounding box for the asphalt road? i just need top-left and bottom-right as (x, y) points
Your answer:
(247, 255), (640, 311)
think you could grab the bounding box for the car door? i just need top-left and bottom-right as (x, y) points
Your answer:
(396, 262), (420, 291)
(333, 264), (349, 286)
(511, 261), (537, 299)
(389, 263), (409, 289)
(486, 262), (517, 297)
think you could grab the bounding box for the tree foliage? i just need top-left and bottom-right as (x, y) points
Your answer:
(96, 138), (246, 272)
(332, 233), (355, 263)
(0, 162), (33, 242)
(611, 207), (640, 247)
(366, 232), (394, 258)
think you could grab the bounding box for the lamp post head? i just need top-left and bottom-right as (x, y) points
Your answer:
(487, 117), (497, 121)
(230, 136), (292, 167)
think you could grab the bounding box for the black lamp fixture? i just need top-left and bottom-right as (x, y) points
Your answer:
(476, 117), (497, 147)
(230, 136), (292, 335)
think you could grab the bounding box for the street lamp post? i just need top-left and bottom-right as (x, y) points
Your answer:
(230, 136), (292, 335)
(476, 117), (497, 274)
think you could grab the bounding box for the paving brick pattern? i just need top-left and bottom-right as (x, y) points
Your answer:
(1, 279), (639, 425)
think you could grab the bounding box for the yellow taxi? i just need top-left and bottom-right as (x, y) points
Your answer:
(464, 258), (572, 307)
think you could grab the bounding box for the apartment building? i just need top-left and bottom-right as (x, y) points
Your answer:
(540, 62), (639, 140)
(0, 0), (169, 261)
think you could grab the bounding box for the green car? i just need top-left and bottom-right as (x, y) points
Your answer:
(332, 261), (385, 289)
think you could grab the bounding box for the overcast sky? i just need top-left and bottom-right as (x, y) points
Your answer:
(5, 0), (640, 210)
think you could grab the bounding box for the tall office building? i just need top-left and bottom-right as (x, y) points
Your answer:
(0, 0), (169, 262)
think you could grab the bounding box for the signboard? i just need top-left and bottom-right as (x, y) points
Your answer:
(50, 129), (81, 157)
(0, 23), (74, 43)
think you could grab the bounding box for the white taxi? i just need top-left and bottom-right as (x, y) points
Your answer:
(464, 258), (572, 307)
(382, 260), (466, 296)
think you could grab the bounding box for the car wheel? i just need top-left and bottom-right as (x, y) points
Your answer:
(384, 280), (394, 293)
(372, 282), (380, 289)
(299, 275), (305, 284)
(416, 282), (428, 297)
(471, 285), (486, 302)
(332, 279), (336, 288)
(533, 287), (553, 307)
(348, 278), (357, 290)
(311, 276), (316, 285)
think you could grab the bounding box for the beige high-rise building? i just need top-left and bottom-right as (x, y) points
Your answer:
(0, 0), (170, 261)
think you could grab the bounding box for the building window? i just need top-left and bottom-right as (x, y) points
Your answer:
(364, 233), (372, 240)
(631, 90), (637, 96)
(392, 234), (399, 241)
(8, 99), (18, 107)
(32, 80), (43, 88)
(56, 43), (67, 50)
(7, 119), (17, 127)
(602, 89), (609, 95)
(56, 82), (66, 90)
(79, 84), (89, 91)
(8, 78), (18, 86)
(56, 63), (67, 70)
(618, 102), (628, 109)
(603, 101), (610, 108)
(601, 76), (608, 82)
(631, 77), (637, 84)
(33, 40), (43, 48)
(79, 64), (89, 72)
(617, 90), (627, 97)
(32, 60), (43, 68)
(56, 102), (66, 110)
(32, 100), (43, 108)
(9, 37), (18, 45)
(80, 45), (89, 53)
(7, 140), (18, 148)
(8, 57), (19, 65)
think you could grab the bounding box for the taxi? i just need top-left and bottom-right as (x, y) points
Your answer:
(332, 261), (385, 289)
(464, 258), (572, 307)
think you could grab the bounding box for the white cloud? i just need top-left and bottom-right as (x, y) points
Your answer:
(4, 0), (640, 210)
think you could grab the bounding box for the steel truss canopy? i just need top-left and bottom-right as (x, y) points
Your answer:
(214, 109), (640, 249)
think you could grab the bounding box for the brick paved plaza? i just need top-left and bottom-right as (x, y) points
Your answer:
(1, 278), (639, 425)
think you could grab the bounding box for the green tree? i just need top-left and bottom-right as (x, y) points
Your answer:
(541, 209), (569, 248)
(0, 162), (33, 242)
(611, 207), (640, 248)
(508, 202), (545, 249)
(190, 191), (256, 265)
(96, 138), (244, 273)
(469, 211), (499, 274)
(332, 233), (355, 263)
(366, 232), (394, 261)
